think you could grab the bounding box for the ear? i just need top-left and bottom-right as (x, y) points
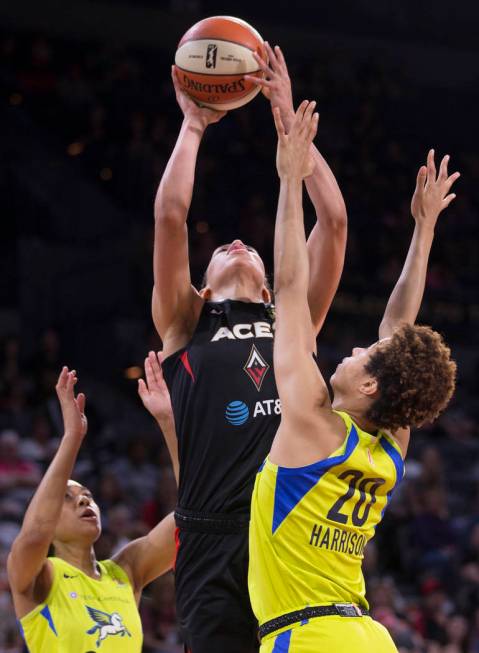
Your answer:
(199, 286), (212, 300)
(261, 286), (271, 303)
(359, 377), (378, 397)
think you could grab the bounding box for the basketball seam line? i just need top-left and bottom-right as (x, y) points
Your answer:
(177, 36), (261, 53)
(175, 65), (262, 78)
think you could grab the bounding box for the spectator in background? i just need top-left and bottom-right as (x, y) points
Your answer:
(0, 430), (40, 505)
(110, 437), (159, 505)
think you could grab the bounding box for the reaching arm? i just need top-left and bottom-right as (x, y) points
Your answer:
(113, 512), (176, 596)
(246, 43), (347, 333)
(138, 351), (179, 485)
(152, 68), (225, 345)
(379, 150), (460, 339)
(7, 368), (87, 596)
(272, 103), (330, 430)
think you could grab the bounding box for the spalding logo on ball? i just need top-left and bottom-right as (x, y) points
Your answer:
(174, 16), (266, 111)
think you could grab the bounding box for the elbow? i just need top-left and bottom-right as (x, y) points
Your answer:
(13, 524), (54, 551)
(154, 198), (188, 226)
(318, 202), (348, 233)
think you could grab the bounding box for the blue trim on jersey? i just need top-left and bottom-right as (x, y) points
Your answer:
(40, 605), (58, 636)
(17, 620), (32, 653)
(378, 436), (405, 521)
(258, 459), (266, 473)
(272, 425), (359, 533)
(379, 437), (404, 489)
(272, 628), (292, 652)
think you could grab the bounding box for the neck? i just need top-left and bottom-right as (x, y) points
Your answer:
(54, 542), (99, 578)
(208, 277), (265, 303)
(332, 396), (378, 434)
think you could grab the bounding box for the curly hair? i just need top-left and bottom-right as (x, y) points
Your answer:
(365, 324), (456, 431)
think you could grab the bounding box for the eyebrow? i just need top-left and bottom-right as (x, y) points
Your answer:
(67, 485), (92, 495)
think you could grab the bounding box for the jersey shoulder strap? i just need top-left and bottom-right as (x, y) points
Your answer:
(100, 560), (132, 587)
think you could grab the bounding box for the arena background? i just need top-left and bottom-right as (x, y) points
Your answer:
(1, 1), (478, 651)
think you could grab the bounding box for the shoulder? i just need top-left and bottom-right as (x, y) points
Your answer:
(152, 285), (204, 352)
(8, 558), (54, 619)
(270, 408), (348, 468)
(100, 559), (132, 586)
(383, 426), (410, 459)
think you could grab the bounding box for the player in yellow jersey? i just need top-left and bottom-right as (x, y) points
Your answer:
(248, 101), (459, 652)
(7, 360), (177, 653)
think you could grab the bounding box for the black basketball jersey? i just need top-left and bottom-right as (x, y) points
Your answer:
(162, 299), (280, 515)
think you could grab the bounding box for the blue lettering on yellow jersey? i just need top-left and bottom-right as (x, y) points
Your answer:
(248, 411), (404, 629)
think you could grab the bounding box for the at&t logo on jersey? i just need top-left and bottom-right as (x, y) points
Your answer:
(225, 401), (250, 425)
(225, 399), (281, 426)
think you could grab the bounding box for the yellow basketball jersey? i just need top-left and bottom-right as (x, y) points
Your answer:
(19, 556), (143, 652)
(248, 411), (404, 629)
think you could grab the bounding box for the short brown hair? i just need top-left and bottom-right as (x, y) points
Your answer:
(365, 324), (456, 431)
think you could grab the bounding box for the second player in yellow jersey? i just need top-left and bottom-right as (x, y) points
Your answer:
(249, 411), (404, 626)
(249, 411), (403, 652)
(248, 104), (457, 652)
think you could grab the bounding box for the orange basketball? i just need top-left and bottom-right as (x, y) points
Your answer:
(174, 16), (266, 111)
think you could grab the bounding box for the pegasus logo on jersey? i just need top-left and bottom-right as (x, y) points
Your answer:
(85, 606), (131, 648)
(244, 344), (269, 391)
(211, 321), (274, 342)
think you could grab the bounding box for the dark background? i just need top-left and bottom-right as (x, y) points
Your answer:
(1, 1), (478, 651)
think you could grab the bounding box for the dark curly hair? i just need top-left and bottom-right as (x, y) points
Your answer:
(364, 324), (456, 431)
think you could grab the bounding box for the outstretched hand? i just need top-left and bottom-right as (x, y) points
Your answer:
(411, 149), (460, 228)
(245, 43), (294, 126)
(138, 351), (174, 426)
(171, 66), (226, 130)
(55, 366), (87, 440)
(273, 100), (319, 180)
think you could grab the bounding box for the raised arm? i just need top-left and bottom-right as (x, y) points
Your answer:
(7, 368), (86, 607)
(112, 512), (176, 600)
(379, 150), (460, 339)
(138, 351), (178, 485)
(152, 68), (225, 348)
(114, 353), (178, 597)
(272, 103), (330, 429)
(246, 43), (347, 333)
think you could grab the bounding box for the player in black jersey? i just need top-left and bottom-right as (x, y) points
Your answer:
(152, 45), (347, 653)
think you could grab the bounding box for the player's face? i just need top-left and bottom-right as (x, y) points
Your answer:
(54, 480), (102, 544)
(330, 340), (387, 392)
(205, 240), (267, 293)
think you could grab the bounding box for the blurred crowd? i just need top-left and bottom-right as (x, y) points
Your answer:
(0, 27), (479, 653)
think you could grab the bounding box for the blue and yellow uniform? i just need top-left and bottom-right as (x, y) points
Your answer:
(249, 411), (404, 652)
(18, 557), (143, 652)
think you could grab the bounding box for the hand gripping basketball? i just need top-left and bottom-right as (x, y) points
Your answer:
(171, 66), (226, 128)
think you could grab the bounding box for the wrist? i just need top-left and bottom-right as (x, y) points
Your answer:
(62, 431), (84, 446)
(279, 173), (304, 185)
(280, 109), (295, 132)
(414, 219), (436, 238)
(183, 116), (207, 134)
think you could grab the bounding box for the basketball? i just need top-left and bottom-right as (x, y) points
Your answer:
(174, 16), (266, 111)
